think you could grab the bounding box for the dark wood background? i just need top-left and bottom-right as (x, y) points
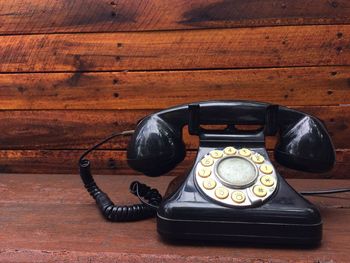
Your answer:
(0, 0), (349, 178)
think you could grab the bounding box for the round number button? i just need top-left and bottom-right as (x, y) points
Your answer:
(215, 187), (229, 199)
(224, 147), (236, 155)
(231, 191), (246, 203)
(260, 175), (275, 187)
(203, 178), (216, 190)
(239, 148), (251, 157)
(197, 167), (211, 178)
(260, 164), (273, 174)
(201, 157), (214, 167)
(251, 153), (265, 164)
(210, 150), (223, 159)
(253, 185), (267, 197)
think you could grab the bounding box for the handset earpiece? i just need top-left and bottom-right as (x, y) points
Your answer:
(127, 115), (186, 176)
(275, 108), (336, 173)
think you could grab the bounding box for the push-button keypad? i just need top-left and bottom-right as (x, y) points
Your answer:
(203, 178), (216, 190)
(239, 148), (251, 157)
(210, 150), (223, 159)
(251, 153), (264, 164)
(195, 147), (278, 207)
(260, 164), (273, 174)
(260, 175), (275, 187)
(215, 187), (229, 199)
(197, 167), (211, 178)
(253, 185), (267, 197)
(232, 191), (246, 203)
(201, 157), (214, 167)
(223, 147), (236, 155)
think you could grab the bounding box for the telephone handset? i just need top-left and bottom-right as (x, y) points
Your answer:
(79, 101), (337, 246)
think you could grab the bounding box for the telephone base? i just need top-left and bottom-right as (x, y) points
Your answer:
(157, 214), (322, 246)
(157, 146), (323, 246)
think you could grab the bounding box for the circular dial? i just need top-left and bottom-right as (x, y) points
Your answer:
(195, 147), (278, 207)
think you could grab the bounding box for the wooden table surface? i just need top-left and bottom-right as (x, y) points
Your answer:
(0, 173), (349, 262)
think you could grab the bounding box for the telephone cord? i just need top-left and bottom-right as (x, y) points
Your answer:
(299, 188), (350, 195)
(79, 130), (162, 222)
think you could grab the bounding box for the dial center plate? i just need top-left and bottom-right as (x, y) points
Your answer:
(216, 157), (257, 188)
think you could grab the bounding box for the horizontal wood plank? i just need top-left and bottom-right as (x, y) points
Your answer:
(1, 66), (350, 110)
(0, 174), (349, 262)
(0, 149), (348, 179)
(0, 106), (348, 150)
(0, 0), (350, 34)
(0, 25), (349, 72)
(2, 174), (350, 205)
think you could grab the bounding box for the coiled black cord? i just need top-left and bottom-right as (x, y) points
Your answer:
(79, 130), (162, 222)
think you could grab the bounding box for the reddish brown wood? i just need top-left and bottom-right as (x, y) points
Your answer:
(0, 66), (349, 110)
(0, 25), (349, 72)
(0, 149), (348, 179)
(0, 173), (349, 262)
(2, 174), (349, 205)
(0, 0), (349, 34)
(0, 106), (347, 150)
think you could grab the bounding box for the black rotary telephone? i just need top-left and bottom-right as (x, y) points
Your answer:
(79, 101), (348, 246)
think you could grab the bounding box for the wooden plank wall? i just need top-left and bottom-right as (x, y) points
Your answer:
(0, 0), (349, 178)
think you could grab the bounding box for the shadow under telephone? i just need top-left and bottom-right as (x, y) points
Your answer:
(79, 101), (349, 246)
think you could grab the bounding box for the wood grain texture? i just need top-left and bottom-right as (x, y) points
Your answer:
(0, 106), (347, 150)
(0, 173), (349, 262)
(1, 66), (349, 110)
(0, 0), (350, 34)
(0, 2), (349, 261)
(0, 25), (349, 72)
(0, 149), (348, 179)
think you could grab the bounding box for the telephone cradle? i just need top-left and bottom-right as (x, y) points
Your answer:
(79, 101), (336, 246)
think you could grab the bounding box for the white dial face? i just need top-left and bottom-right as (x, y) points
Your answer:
(216, 157), (257, 187)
